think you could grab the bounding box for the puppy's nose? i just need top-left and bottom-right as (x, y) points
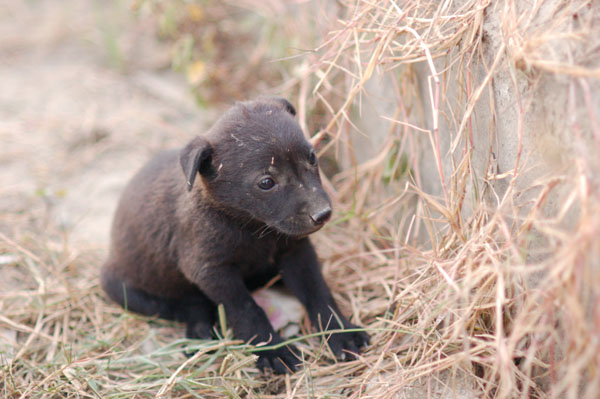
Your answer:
(310, 207), (332, 225)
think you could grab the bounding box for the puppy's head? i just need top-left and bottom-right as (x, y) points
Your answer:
(180, 97), (332, 236)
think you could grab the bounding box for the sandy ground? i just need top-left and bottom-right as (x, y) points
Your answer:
(0, 0), (216, 253)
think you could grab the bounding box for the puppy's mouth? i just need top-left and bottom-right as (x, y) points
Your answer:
(274, 218), (326, 237)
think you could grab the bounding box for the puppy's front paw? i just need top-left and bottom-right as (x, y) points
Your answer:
(326, 324), (369, 361)
(256, 344), (301, 374)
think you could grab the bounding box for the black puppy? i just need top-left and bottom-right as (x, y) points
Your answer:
(101, 97), (369, 373)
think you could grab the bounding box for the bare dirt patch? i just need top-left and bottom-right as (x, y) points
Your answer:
(0, 0), (214, 251)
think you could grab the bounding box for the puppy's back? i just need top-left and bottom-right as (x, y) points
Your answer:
(103, 149), (196, 298)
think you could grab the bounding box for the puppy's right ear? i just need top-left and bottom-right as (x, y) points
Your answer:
(180, 136), (214, 191)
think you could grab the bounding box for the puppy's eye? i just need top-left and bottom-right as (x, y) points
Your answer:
(258, 177), (276, 190)
(308, 150), (317, 166)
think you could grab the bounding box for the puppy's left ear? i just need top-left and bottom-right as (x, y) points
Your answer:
(180, 136), (215, 191)
(259, 96), (296, 116)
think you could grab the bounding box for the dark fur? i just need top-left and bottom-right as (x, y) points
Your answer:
(101, 97), (369, 373)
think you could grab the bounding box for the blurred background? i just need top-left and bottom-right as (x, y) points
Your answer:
(1, 1), (599, 398)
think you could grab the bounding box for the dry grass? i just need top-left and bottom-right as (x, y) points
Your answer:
(301, 0), (600, 397)
(2, 0), (600, 398)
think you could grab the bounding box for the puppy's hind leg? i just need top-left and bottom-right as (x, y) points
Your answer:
(101, 263), (177, 320)
(174, 293), (218, 340)
(172, 292), (218, 358)
(101, 262), (217, 341)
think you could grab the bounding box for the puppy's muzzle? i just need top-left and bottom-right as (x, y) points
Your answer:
(310, 207), (332, 225)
